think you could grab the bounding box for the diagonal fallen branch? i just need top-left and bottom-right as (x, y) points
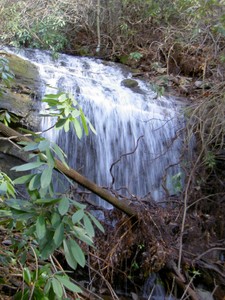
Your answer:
(0, 122), (137, 218)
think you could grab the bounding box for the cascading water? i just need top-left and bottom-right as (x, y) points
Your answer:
(5, 47), (183, 208)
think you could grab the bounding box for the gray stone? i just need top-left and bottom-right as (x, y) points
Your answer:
(121, 78), (139, 88)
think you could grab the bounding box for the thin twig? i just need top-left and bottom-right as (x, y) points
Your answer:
(110, 135), (144, 187)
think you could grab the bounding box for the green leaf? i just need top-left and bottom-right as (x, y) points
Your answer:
(13, 174), (34, 185)
(11, 161), (45, 172)
(51, 277), (63, 298)
(38, 139), (50, 152)
(87, 119), (97, 135)
(52, 143), (68, 168)
(80, 109), (89, 135)
(58, 93), (67, 102)
(55, 118), (67, 129)
(0, 209), (12, 217)
(6, 182), (16, 198)
(5, 199), (33, 211)
(63, 240), (77, 270)
(23, 142), (39, 152)
(64, 106), (70, 117)
(71, 199), (86, 210)
(23, 267), (32, 284)
(0, 182), (7, 193)
(5, 111), (10, 123)
(51, 212), (61, 228)
(72, 210), (84, 224)
(43, 93), (61, 99)
(11, 210), (35, 221)
(55, 275), (82, 293)
(41, 167), (53, 189)
(72, 118), (82, 139)
(35, 198), (61, 205)
(40, 234), (56, 259)
(88, 212), (104, 233)
(36, 215), (46, 240)
(39, 186), (49, 198)
(53, 223), (64, 248)
(64, 118), (70, 132)
(71, 109), (80, 119)
(72, 227), (93, 246)
(58, 197), (70, 216)
(67, 239), (86, 267)
(28, 174), (41, 191)
(83, 215), (95, 237)
(46, 148), (55, 168)
(44, 280), (51, 295)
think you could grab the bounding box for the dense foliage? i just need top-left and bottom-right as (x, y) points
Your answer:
(0, 57), (104, 299)
(0, 0), (224, 74)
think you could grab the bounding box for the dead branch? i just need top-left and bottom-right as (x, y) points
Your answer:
(110, 135), (144, 188)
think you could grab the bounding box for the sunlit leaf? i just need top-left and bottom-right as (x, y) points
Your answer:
(64, 118), (70, 132)
(87, 119), (97, 135)
(71, 109), (80, 119)
(80, 109), (88, 135)
(58, 93), (67, 102)
(72, 118), (82, 139)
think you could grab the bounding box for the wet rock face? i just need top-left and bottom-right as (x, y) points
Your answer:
(0, 52), (43, 130)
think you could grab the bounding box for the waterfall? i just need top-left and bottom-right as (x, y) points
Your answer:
(5, 48), (183, 207)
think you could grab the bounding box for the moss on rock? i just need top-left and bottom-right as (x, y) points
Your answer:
(121, 78), (139, 88)
(0, 52), (42, 129)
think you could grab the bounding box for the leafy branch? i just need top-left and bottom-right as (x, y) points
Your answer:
(0, 90), (103, 299)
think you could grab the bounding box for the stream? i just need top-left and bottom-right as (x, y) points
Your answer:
(6, 47), (184, 209)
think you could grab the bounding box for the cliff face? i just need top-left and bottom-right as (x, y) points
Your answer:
(0, 51), (42, 128)
(0, 51), (43, 177)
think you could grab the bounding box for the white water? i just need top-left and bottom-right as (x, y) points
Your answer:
(5, 48), (183, 207)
